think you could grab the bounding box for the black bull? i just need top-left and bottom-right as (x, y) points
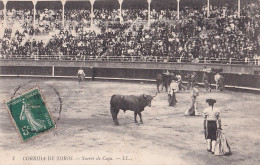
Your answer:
(156, 74), (175, 92)
(110, 94), (154, 125)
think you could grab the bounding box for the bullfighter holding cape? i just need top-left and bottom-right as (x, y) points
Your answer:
(185, 83), (200, 116)
(168, 79), (178, 106)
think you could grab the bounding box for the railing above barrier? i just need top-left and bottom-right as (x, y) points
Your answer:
(0, 55), (259, 65)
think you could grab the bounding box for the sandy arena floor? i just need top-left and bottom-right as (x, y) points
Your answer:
(0, 77), (259, 165)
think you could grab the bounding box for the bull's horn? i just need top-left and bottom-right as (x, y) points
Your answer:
(152, 92), (158, 97)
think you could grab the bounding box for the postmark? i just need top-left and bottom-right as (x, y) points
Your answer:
(5, 87), (56, 142)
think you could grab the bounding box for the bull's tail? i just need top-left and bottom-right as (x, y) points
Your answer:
(156, 74), (163, 92)
(110, 95), (119, 125)
(110, 105), (115, 119)
(110, 105), (119, 125)
(110, 95), (116, 105)
(156, 81), (160, 92)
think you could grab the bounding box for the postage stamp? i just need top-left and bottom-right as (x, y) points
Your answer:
(5, 87), (56, 142)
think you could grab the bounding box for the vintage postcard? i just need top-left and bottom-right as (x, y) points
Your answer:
(0, 0), (260, 165)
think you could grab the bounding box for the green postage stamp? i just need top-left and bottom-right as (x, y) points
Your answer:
(5, 87), (56, 142)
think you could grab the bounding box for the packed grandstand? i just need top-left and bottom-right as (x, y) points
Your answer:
(0, 0), (259, 64)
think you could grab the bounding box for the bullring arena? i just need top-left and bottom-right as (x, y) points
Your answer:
(0, 77), (260, 165)
(1, 0), (260, 165)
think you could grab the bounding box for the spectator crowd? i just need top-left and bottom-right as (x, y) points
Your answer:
(0, 1), (259, 64)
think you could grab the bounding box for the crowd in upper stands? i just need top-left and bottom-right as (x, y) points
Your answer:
(0, 1), (259, 64)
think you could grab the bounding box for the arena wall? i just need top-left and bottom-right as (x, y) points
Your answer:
(0, 60), (260, 74)
(1, 61), (260, 89)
